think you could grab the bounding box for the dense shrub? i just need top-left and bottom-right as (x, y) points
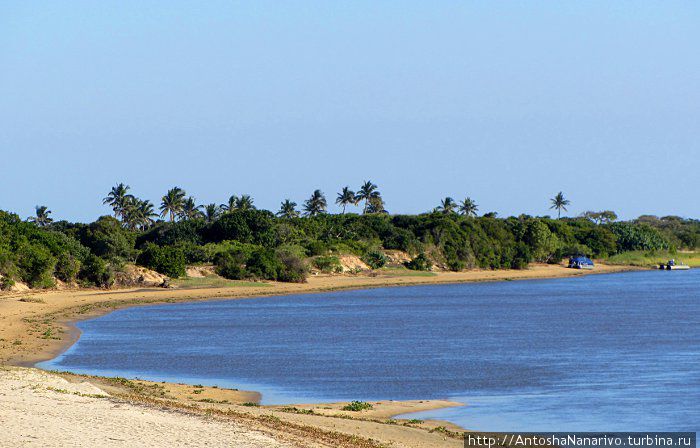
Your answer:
(313, 256), (343, 273)
(76, 216), (136, 261)
(214, 250), (248, 280)
(276, 251), (307, 283)
(55, 253), (80, 283)
(214, 245), (308, 282)
(79, 254), (113, 287)
(16, 243), (56, 288)
(362, 250), (387, 269)
(136, 244), (186, 278)
(404, 253), (432, 271)
(610, 222), (668, 252)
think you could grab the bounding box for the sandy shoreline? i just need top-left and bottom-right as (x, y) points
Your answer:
(0, 263), (640, 447)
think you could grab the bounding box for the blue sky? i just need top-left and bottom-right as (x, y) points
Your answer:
(1, 1), (698, 222)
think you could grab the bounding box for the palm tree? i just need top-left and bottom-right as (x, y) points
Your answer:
(277, 199), (299, 218)
(459, 197), (478, 217)
(102, 183), (133, 219)
(236, 194), (255, 211)
(303, 190), (327, 217)
(355, 180), (380, 214)
(122, 197), (157, 230)
(204, 203), (220, 223)
(437, 197), (457, 214)
(336, 187), (356, 214)
(179, 197), (203, 220)
(135, 199), (157, 229)
(28, 205), (53, 226)
(160, 187), (186, 221)
(366, 195), (387, 214)
(221, 194), (255, 212)
(221, 195), (237, 212)
(550, 191), (570, 219)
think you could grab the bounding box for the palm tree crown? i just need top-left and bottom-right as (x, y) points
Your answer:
(179, 197), (203, 220)
(222, 194), (255, 212)
(204, 203), (221, 223)
(355, 181), (380, 214)
(336, 187), (356, 214)
(459, 197), (478, 217)
(303, 190), (327, 217)
(160, 187), (186, 221)
(277, 199), (299, 218)
(122, 197), (157, 230)
(103, 183), (133, 219)
(29, 205), (53, 226)
(550, 191), (571, 219)
(437, 197), (457, 214)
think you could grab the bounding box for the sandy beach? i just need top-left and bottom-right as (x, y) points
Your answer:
(0, 263), (637, 447)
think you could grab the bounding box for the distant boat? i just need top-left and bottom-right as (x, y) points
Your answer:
(569, 256), (594, 270)
(659, 260), (691, 270)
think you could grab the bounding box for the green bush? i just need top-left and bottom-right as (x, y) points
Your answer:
(362, 250), (387, 269)
(136, 244), (186, 278)
(404, 253), (432, 271)
(245, 248), (281, 280)
(0, 276), (15, 290)
(214, 250), (248, 280)
(277, 251), (307, 283)
(305, 240), (328, 256)
(342, 401), (374, 412)
(55, 252), (80, 283)
(313, 255), (343, 273)
(16, 244), (56, 288)
(79, 254), (113, 287)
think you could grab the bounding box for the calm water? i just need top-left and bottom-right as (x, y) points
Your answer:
(40, 270), (699, 432)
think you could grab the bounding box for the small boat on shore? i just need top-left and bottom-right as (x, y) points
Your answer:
(658, 260), (691, 270)
(568, 256), (594, 270)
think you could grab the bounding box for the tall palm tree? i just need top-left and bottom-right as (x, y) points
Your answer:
(355, 180), (380, 214)
(160, 187), (186, 221)
(122, 197), (157, 230)
(437, 197), (457, 214)
(221, 195), (238, 212)
(366, 195), (387, 214)
(102, 183), (133, 219)
(303, 190), (327, 217)
(277, 199), (299, 218)
(204, 203), (220, 223)
(550, 191), (570, 219)
(236, 194), (255, 211)
(459, 197), (478, 217)
(336, 187), (356, 214)
(221, 194), (255, 212)
(179, 197), (203, 220)
(28, 205), (53, 226)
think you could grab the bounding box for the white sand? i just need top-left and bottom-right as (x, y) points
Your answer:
(0, 367), (291, 448)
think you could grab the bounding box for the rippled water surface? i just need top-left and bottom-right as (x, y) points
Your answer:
(40, 270), (700, 431)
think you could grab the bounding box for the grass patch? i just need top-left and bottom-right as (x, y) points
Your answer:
(341, 401), (374, 412)
(606, 250), (700, 267)
(280, 406), (316, 415)
(378, 267), (437, 278)
(241, 402), (259, 407)
(172, 277), (271, 289)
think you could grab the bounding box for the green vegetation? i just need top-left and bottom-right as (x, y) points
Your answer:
(2, 184), (699, 291)
(342, 401), (374, 412)
(313, 255), (343, 273)
(607, 250), (700, 267)
(404, 253), (432, 271)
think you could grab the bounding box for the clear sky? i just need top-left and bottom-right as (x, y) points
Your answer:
(1, 1), (698, 222)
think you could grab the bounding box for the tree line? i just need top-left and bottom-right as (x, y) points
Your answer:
(1, 183), (697, 291)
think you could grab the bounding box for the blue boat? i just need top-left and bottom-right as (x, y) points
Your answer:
(568, 256), (594, 270)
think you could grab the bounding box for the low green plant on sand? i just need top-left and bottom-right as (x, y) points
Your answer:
(342, 401), (374, 412)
